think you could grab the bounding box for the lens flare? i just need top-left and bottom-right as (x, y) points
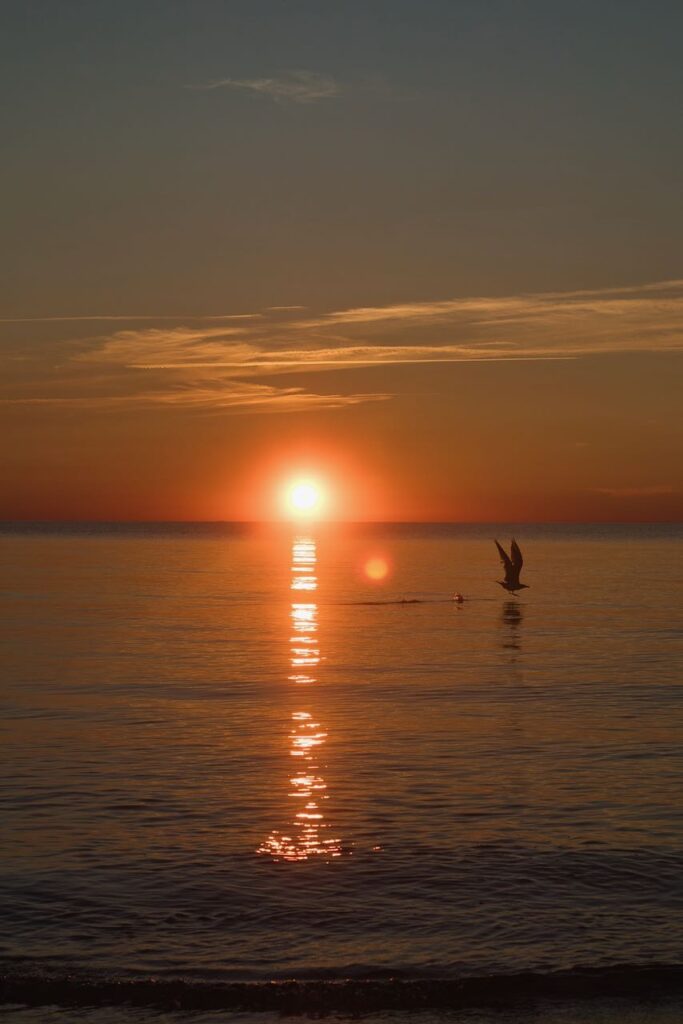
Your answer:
(364, 556), (389, 581)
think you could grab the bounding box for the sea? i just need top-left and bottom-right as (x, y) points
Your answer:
(1, 522), (681, 1023)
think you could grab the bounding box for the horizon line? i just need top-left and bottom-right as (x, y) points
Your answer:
(0, 518), (680, 527)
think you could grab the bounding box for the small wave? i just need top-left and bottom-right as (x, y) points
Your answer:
(2, 964), (683, 1014)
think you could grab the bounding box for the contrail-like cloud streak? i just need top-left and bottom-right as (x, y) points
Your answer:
(3, 278), (682, 413)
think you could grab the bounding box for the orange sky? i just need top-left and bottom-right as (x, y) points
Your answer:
(1, 3), (682, 521)
(3, 336), (681, 521)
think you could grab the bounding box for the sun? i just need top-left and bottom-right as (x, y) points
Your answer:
(286, 479), (325, 517)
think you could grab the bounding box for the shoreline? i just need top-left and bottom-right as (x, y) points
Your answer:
(3, 964), (683, 1015)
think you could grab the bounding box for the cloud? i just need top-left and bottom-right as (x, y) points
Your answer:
(128, 345), (574, 371)
(266, 305), (308, 312)
(76, 278), (683, 376)
(304, 279), (683, 351)
(4, 277), (683, 415)
(11, 275), (683, 368)
(283, 279), (683, 363)
(0, 313), (260, 324)
(75, 326), (255, 367)
(191, 70), (340, 103)
(0, 377), (389, 414)
(72, 320), (578, 375)
(3, 327), (392, 413)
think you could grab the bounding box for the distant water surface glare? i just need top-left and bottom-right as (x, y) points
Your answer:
(0, 522), (682, 991)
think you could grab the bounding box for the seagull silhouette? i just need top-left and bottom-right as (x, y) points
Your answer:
(494, 538), (529, 594)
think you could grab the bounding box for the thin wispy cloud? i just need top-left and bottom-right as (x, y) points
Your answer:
(305, 279), (683, 350)
(75, 327), (255, 367)
(0, 378), (389, 414)
(4, 278), (682, 414)
(129, 346), (574, 371)
(190, 70), (341, 103)
(284, 280), (683, 363)
(0, 313), (261, 324)
(79, 277), (683, 374)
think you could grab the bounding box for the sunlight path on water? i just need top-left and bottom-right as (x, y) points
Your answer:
(257, 536), (342, 862)
(0, 523), (681, 986)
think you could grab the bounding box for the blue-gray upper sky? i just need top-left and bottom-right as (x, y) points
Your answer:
(2, 0), (682, 519)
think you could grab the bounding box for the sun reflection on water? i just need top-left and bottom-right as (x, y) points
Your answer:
(257, 536), (343, 862)
(289, 598), (319, 679)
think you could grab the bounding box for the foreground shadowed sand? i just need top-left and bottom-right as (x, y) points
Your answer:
(7, 999), (683, 1024)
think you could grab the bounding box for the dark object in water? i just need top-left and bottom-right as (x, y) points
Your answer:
(495, 538), (529, 594)
(453, 592), (465, 603)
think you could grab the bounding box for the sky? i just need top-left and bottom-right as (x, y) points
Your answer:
(1, 0), (682, 521)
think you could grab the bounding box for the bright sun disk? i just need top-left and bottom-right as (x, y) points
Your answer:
(287, 480), (324, 516)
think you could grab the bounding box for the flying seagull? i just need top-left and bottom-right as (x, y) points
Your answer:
(494, 539), (528, 594)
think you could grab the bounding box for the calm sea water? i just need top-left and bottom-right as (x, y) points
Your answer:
(1, 523), (682, 1019)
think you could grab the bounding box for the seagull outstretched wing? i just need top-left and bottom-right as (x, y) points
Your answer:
(495, 539), (514, 583)
(511, 539), (523, 573)
(495, 539), (523, 587)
